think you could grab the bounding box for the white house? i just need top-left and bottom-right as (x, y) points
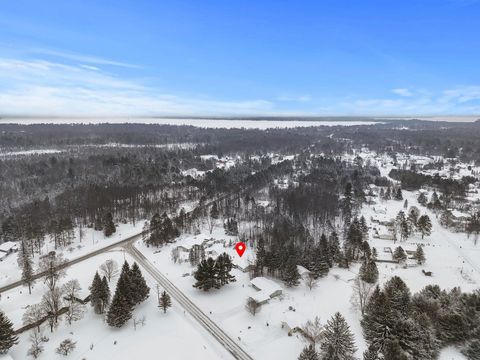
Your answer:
(249, 277), (283, 305)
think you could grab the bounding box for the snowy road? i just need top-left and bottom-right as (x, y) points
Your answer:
(0, 231), (144, 294)
(124, 242), (254, 360)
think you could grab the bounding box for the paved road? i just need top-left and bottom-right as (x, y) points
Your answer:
(0, 192), (239, 295)
(124, 242), (254, 360)
(0, 232), (144, 294)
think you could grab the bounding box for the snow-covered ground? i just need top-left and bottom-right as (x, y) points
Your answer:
(1, 250), (232, 360)
(0, 221), (145, 287)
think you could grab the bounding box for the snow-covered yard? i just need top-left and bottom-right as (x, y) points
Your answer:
(1, 249), (232, 360)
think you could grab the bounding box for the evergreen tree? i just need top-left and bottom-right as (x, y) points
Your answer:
(393, 246), (407, 263)
(319, 234), (332, 267)
(193, 258), (219, 291)
(215, 253), (236, 286)
(20, 240), (35, 294)
(328, 232), (341, 264)
(117, 261), (134, 305)
(129, 262), (150, 304)
(418, 192), (428, 206)
(417, 215), (432, 239)
(103, 212), (116, 237)
(158, 290), (172, 313)
(298, 344), (319, 360)
(255, 237), (266, 276)
(100, 276), (111, 309)
(414, 245), (426, 265)
(371, 247), (378, 261)
(321, 312), (357, 360)
(360, 260), (379, 284)
(362, 345), (379, 360)
(0, 310), (18, 354)
(89, 272), (105, 314)
(395, 188), (403, 200)
(105, 288), (132, 328)
(210, 202), (219, 219)
(462, 339), (480, 360)
(282, 257), (301, 287)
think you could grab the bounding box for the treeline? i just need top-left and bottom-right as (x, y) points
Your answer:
(388, 168), (474, 196)
(362, 277), (480, 359)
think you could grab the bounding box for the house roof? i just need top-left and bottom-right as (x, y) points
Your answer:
(250, 277), (282, 294)
(0, 241), (18, 252)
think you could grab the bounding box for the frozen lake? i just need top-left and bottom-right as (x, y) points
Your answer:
(0, 117), (379, 129)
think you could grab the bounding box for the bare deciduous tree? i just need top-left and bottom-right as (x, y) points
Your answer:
(132, 315), (146, 330)
(22, 304), (45, 332)
(351, 276), (374, 315)
(27, 329), (44, 359)
(301, 316), (324, 345)
(99, 259), (119, 282)
(246, 297), (261, 316)
(304, 275), (318, 291)
(41, 287), (64, 332)
(56, 338), (76, 356)
(38, 253), (67, 292)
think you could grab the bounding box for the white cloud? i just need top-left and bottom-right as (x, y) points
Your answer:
(392, 88), (413, 97)
(0, 55), (479, 117)
(277, 95), (312, 103)
(0, 57), (274, 116)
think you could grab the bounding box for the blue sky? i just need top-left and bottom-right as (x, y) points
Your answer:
(1, 0), (480, 116)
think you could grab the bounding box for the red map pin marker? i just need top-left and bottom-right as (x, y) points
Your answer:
(235, 242), (246, 257)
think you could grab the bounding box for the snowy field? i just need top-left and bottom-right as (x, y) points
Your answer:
(1, 251), (232, 360)
(0, 117), (379, 128)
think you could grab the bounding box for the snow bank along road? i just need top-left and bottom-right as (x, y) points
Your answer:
(124, 242), (254, 360)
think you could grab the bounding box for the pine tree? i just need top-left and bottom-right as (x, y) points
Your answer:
(129, 262), (150, 304)
(106, 279), (133, 328)
(0, 310), (18, 354)
(255, 237), (266, 276)
(103, 212), (116, 237)
(193, 258), (219, 291)
(417, 215), (432, 239)
(117, 261), (134, 305)
(321, 312), (357, 360)
(210, 202), (219, 219)
(158, 290), (172, 313)
(320, 233), (332, 267)
(414, 245), (426, 265)
(360, 260), (379, 284)
(89, 272), (104, 314)
(100, 276), (111, 309)
(215, 253), (236, 286)
(20, 240), (34, 294)
(395, 188), (403, 200)
(363, 345), (379, 360)
(462, 339), (480, 360)
(418, 192), (428, 206)
(328, 232), (341, 264)
(298, 344), (319, 360)
(393, 246), (407, 263)
(282, 257), (301, 287)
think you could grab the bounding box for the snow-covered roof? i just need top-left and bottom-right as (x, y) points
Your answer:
(249, 291), (271, 304)
(296, 265), (311, 275)
(450, 209), (470, 219)
(250, 277), (282, 294)
(0, 241), (18, 253)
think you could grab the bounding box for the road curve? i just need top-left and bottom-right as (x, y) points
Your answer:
(124, 242), (254, 360)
